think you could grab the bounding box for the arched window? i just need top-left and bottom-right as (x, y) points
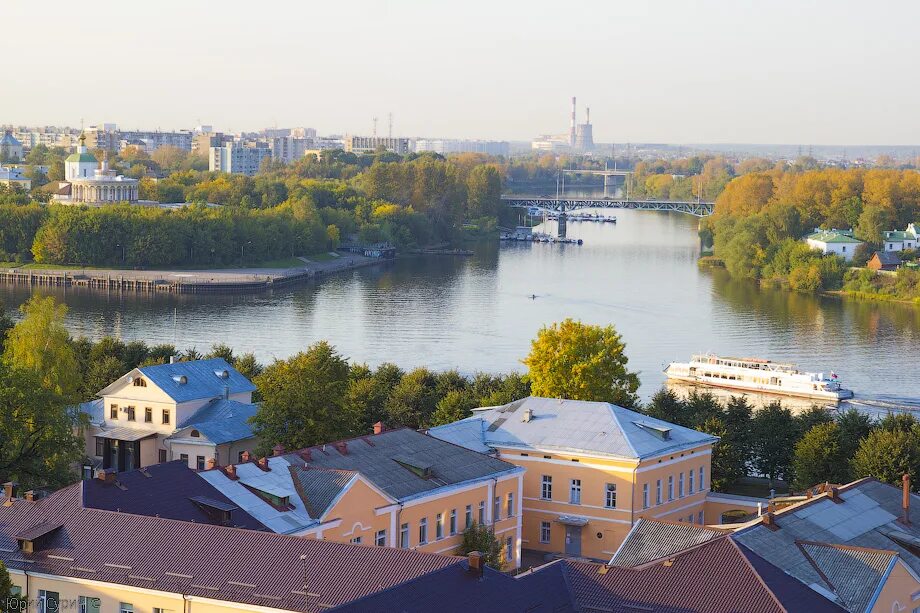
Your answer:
(191, 429), (200, 438)
(133, 378), (147, 387)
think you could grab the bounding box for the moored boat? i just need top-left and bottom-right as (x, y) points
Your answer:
(664, 353), (853, 402)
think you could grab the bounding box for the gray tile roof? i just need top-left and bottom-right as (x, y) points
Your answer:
(289, 466), (356, 518)
(430, 396), (718, 460)
(285, 428), (520, 501)
(733, 479), (920, 612)
(799, 542), (896, 613)
(609, 518), (731, 567)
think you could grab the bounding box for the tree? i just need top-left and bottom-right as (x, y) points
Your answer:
(793, 422), (846, 489)
(750, 402), (797, 485)
(466, 165), (502, 218)
(523, 319), (639, 408)
(698, 416), (733, 491)
(0, 560), (22, 610)
(205, 342), (235, 363)
(0, 300), (13, 351)
(2, 295), (80, 400)
(385, 367), (439, 428)
(851, 428), (920, 487)
(456, 523), (504, 570)
(795, 405), (834, 438)
(716, 396), (753, 487)
(251, 342), (350, 453)
(0, 362), (85, 488)
(644, 388), (688, 426)
(430, 389), (477, 426)
(835, 409), (873, 472)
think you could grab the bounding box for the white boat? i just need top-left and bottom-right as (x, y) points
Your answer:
(664, 353), (854, 402)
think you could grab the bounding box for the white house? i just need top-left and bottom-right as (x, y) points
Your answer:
(881, 224), (920, 252)
(804, 229), (863, 261)
(78, 358), (260, 472)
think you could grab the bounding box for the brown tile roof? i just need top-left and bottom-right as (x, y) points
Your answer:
(0, 483), (459, 612)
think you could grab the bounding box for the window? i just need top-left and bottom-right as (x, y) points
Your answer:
(507, 492), (515, 517)
(570, 479), (582, 504)
(126, 406), (136, 422)
(698, 510), (704, 524)
(478, 501), (485, 525)
(699, 466), (705, 490)
(158, 449), (167, 463)
(162, 409), (171, 425)
(38, 592), (60, 613)
(436, 513), (443, 539)
(450, 509), (457, 535)
(494, 495), (501, 521)
(642, 483), (649, 509)
(80, 597), (101, 613)
(145, 407), (153, 423)
(506, 536), (513, 562)
(541, 475), (552, 500)
(191, 429), (201, 438)
(465, 504), (472, 528)
(196, 455), (206, 470)
(540, 521), (551, 543)
(350, 536), (362, 544)
(110, 404), (118, 419)
(133, 378), (146, 387)
(95, 437), (104, 457)
(375, 529), (386, 547)
(605, 483), (617, 508)
(668, 476), (674, 501)
(419, 518), (428, 544)
(120, 603), (134, 613)
(656, 479), (662, 505)
(400, 523), (409, 548)
(679, 472), (685, 498)
(689, 469), (695, 494)
(180, 453), (189, 464)
(238, 451), (246, 463)
(688, 514), (694, 523)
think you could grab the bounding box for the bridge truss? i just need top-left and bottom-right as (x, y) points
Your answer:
(502, 196), (714, 217)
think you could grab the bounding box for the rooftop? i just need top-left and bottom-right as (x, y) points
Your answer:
(609, 518), (731, 567)
(98, 358), (256, 403)
(174, 398), (258, 444)
(429, 396), (718, 460)
(0, 483), (459, 613)
(806, 229), (863, 244)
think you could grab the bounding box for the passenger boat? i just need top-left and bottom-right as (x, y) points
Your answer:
(664, 354), (854, 401)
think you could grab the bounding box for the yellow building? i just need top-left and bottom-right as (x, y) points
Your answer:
(429, 396), (723, 561)
(78, 358), (260, 472)
(196, 427), (525, 568)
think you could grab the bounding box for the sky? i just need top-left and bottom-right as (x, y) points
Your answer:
(3, 0), (919, 145)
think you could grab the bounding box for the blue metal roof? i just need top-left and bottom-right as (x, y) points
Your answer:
(176, 398), (258, 445)
(137, 358), (256, 403)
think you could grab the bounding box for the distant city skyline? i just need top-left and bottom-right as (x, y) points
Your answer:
(4, 0), (920, 145)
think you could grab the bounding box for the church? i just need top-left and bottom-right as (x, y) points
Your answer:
(53, 133), (139, 205)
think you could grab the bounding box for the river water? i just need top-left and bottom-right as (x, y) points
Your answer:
(2, 207), (919, 413)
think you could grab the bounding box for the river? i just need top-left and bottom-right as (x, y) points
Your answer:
(2, 207), (919, 414)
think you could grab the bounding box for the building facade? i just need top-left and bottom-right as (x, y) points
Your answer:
(882, 224), (920, 251)
(0, 131), (24, 161)
(209, 142), (271, 175)
(429, 397), (720, 561)
(413, 139), (510, 156)
(343, 135), (410, 155)
(805, 229), (863, 261)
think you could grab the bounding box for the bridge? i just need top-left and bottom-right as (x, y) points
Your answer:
(501, 195), (714, 217)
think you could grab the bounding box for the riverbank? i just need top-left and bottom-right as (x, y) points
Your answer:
(0, 252), (388, 294)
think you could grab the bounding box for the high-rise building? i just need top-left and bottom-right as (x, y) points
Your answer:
(209, 142), (271, 175)
(413, 139), (510, 156)
(344, 135), (410, 155)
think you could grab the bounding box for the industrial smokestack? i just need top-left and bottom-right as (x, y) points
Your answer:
(586, 107), (591, 125)
(570, 97), (577, 146)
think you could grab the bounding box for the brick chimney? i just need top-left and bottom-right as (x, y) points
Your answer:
(225, 464), (238, 480)
(467, 551), (484, 577)
(762, 512), (779, 531)
(206, 457), (219, 470)
(902, 474), (912, 526)
(335, 442), (348, 456)
(828, 486), (841, 503)
(272, 444), (286, 457)
(23, 490), (35, 502)
(300, 449), (312, 462)
(257, 456), (270, 471)
(373, 422), (384, 435)
(241, 451), (252, 463)
(97, 469), (117, 484)
(2, 481), (17, 499)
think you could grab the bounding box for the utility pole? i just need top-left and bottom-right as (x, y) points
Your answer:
(372, 117), (378, 138)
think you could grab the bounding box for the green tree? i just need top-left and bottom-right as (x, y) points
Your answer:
(205, 342), (235, 363)
(466, 165), (502, 218)
(698, 416), (734, 491)
(523, 319), (639, 407)
(835, 409), (873, 473)
(644, 388), (689, 426)
(715, 395), (753, 487)
(456, 523), (504, 570)
(851, 428), (920, 487)
(0, 560), (22, 610)
(795, 405), (834, 438)
(385, 367), (439, 428)
(0, 300), (13, 351)
(793, 422), (846, 489)
(750, 402), (797, 485)
(0, 363), (84, 488)
(251, 342), (350, 453)
(430, 389), (477, 426)
(2, 295), (80, 400)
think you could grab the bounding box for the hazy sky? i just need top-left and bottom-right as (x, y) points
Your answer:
(3, 0), (918, 144)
